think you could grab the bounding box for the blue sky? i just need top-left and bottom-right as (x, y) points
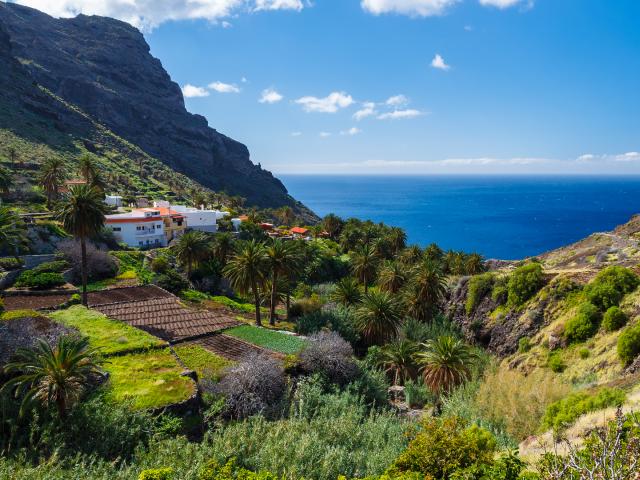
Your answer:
(14, 0), (640, 174)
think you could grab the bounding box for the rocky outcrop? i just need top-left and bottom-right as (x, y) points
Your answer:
(0, 2), (308, 211)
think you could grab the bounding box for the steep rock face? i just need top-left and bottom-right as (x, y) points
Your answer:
(0, 2), (298, 209)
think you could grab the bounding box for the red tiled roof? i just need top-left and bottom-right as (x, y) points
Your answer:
(291, 227), (309, 234)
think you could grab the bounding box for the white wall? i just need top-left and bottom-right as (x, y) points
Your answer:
(109, 221), (167, 248)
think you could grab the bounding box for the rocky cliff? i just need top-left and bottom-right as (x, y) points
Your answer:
(0, 2), (306, 211)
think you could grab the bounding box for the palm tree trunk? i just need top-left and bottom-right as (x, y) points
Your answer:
(269, 272), (278, 326)
(57, 396), (67, 419)
(80, 236), (88, 306)
(253, 279), (262, 327)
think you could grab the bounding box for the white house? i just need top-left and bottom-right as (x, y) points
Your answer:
(104, 195), (123, 207)
(153, 202), (229, 233)
(105, 209), (167, 248)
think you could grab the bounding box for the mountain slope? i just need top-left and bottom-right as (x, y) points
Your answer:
(0, 2), (305, 211)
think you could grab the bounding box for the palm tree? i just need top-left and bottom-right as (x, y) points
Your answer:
(465, 253), (485, 275)
(387, 227), (407, 256)
(173, 230), (211, 278)
(424, 243), (444, 263)
(322, 213), (343, 240)
(78, 154), (98, 183)
(212, 232), (234, 265)
(355, 290), (404, 346)
(57, 185), (107, 306)
(0, 206), (27, 256)
(351, 243), (379, 293)
(224, 240), (268, 326)
(265, 239), (303, 325)
(0, 166), (12, 197)
(2, 335), (103, 418)
(400, 245), (423, 265)
(378, 260), (408, 294)
(405, 258), (447, 322)
(277, 206), (295, 226)
(40, 157), (66, 208)
(330, 277), (362, 307)
(380, 340), (419, 385)
(417, 336), (478, 402)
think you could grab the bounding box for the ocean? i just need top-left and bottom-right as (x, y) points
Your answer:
(280, 175), (640, 260)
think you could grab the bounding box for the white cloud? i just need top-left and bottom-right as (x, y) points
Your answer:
(353, 102), (378, 121)
(340, 127), (362, 136)
(259, 88), (284, 104)
(182, 84), (210, 98)
(431, 54), (451, 71)
(361, 0), (460, 17)
(479, 0), (530, 9)
(295, 91), (354, 113)
(377, 109), (424, 120)
(386, 94), (409, 107)
(319, 132), (332, 138)
(291, 131), (302, 137)
(241, 77), (248, 83)
(14, 0), (305, 31)
(209, 81), (241, 93)
(578, 152), (640, 163)
(221, 20), (233, 28)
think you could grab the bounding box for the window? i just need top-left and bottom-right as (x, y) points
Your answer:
(111, 227), (121, 232)
(136, 226), (143, 231)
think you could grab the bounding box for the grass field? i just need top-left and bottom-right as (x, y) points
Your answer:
(224, 325), (307, 355)
(173, 344), (234, 382)
(49, 306), (166, 355)
(103, 349), (195, 409)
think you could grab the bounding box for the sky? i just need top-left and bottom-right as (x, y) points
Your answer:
(12, 0), (640, 175)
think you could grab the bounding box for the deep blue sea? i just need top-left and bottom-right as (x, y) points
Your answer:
(280, 175), (640, 260)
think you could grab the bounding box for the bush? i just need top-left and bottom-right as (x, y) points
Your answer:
(507, 263), (544, 307)
(154, 269), (189, 294)
(150, 256), (169, 274)
(32, 260), (69, 274)
(602, 306), (628, 332)
(578, 347), (590, 359)
(0, 256), (23, 270)
(617, 323), (640, 365)
(299, 331), (359, 386)
(14, 270), (65, 289)
(349, 362), (390, 408)
(564, 302), (600, 343)
(289, 294), (323, 318)
(388, 417), (497, 479)
(214, 353), (286, 420)
(547, 352), (566, 373)
(585, 266), (639, 311)
(466, 273), (494, 315)
(518, 337), (531, 353)
(491, 277), (509, 306)
(295, 310), (331, 335)
(138, 467), (174, 480)
(540, 387), (626, 431)
(404, 378), (433, 409)
(57, 239), (118, 282)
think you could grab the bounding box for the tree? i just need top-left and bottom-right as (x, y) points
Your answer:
(40, 157), (66, 208)
(351, 243), (379, 293)
(277, 206), (295, 226)
(212, 232), (235, 265)
(0, 206), (27, 256)
(417, 336), (478, 402)
(330, 277), (362, 307)
(380, 339), (418, 385)
(466, 253), (486, 275)
(378, 260), (408, 294)
(355, 290), (404, 346)
(405, 258), (447, 322)
(400, 245), (423, 265)
(265, 239), (303, 325)
(0, 166), (12, 197)
(173, 231), (211, 278)
(78, 154), (98, 183)
(57, 185), (107, 306)
(2, 335), (102, 418)
(224, 240), (268, 326)
(322, 213), (343, 240)
(387, 227), (407, 255)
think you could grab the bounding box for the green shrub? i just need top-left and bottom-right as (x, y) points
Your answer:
(547, 352), (566, 373)
(150, 256), (169, 274)
(289, 294), (323, 318)
(585, 266), (639, 310)
(0, 297), (4, 314)
(578, 347), (590, 359)
(180, 289), (210, 303)
(602, 306), (628, 332)
(14, 270), (65, 289)
(507, 263), (544, 307)
(518, 337), (531, 353)
(466, 273), (495, 315)
(617, 323), (640, 365)
(0, 256), (23, 270)
(564, 302), (600, 343)
(138, 467), (174, 480)
(491, 277), (509, 306)
(295, 310), (331, 335)
(32, 260), (69, 274)
(154, 269), (189, 294)
(200, 460), (277, 480)
(540, 387), (626, 431)
(404, 378), (433, 409)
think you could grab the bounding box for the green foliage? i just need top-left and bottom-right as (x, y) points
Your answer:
(602, 306), (628, 332)
(404, 378), (433, 409)
(224, 325), (307, 354)
(295, 310), (332, 335)
(31, 260), (69, 274)
(547, 352), (566, 373)
(0, 256), (23, 270)
(578, 347), (590, 359)
(540, 387), (626, 431)
(491, 277), (509, 306)
(112, 251), (154, 283)
(150, 256), (170, 274)
(289, 295), (323, 318)
(199, 459), (277, 480)
(389, 417), (497, 480)
(138, 467), (175, 480)
(49, 306), (166, 355)
(584, 266), (639, 311)
(564, 302), (600, 343)
(173, 344), (233, 382)
(517, 337), (531, 353)
(617, 322), (640, 365)
(466, 273), (495, 315)
(211, 295), (268, 315)
(14, 270), (66, 289)
(180, 289), (211, 303)
(155, 269), (189, 294)
(507, 263), (544, 307)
